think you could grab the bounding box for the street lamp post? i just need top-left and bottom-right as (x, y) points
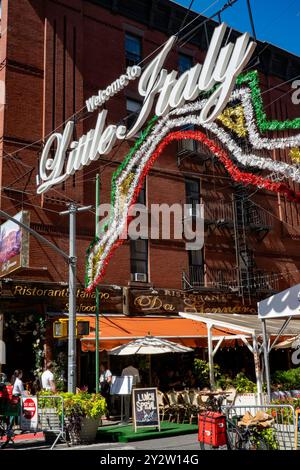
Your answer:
(59, 204), (92, 393)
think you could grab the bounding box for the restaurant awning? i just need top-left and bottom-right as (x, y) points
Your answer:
(178, 312), (300, 337)
(79, 315), (247, 352)
(179, 311), (300, 403)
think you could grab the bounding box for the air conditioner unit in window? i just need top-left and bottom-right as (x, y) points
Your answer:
(177, 138), (197, 155)
(133, 272), (147, 282)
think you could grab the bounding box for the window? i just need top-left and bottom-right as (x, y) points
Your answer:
(188, 248), (204, 286)
(130, 177), (147, 280)
(130, 239), (148, 278)
(126, 98), (142, 131)
(125, 33), (142, 66)
(188, 249), (203, 267)
(185, 178), (200, 211)
(178, 53), (193, 75)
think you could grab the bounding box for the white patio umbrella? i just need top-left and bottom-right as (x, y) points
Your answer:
(108, 335), (193, 385)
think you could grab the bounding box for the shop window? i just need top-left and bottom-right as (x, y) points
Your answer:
(130, 238), (148, 281)
(188, 248), (204, 286)
(125, 33), (142, 66)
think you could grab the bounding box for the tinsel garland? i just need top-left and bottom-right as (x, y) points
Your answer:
(290, 148), (300, 164)
(237, 70), (300, 132)
(86, 127), (300, 291)
(217, 105), (247, 137)
(85, 72), (300, 291)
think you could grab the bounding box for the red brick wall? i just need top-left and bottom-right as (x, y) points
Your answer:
(0, 0), (299, 294)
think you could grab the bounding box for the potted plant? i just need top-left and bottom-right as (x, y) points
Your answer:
(38, 391), (107, 445)
(61, 392), (107, 445)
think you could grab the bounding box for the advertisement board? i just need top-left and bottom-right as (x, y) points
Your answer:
(0, 211), (30, 277)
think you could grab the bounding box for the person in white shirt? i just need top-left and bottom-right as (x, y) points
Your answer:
(12, 369), (26, 395)
(41, 361), (56, 392)
(121, 363), (140, 422)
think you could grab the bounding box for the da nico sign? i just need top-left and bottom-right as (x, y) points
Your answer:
(132, 387), (160, 432)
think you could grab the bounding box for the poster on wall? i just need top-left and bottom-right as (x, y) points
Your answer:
(0, 211), (30, 278)
(132, 387), (160, 432)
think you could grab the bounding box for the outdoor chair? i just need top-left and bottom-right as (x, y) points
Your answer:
(179, 390), (193, 423)
(188, 390), (205, 424)
(166, 391), (185, 423)
(157, 391), (170, 421)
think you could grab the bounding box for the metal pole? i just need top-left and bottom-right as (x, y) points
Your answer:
(0, 313), (4, 373)
(95, 174), (100, 393)
(252, 334), (263, 405)
(68, 203), (77, 393)
(207, 324), (215, 390)
(262, 319), (272, 402)
(60, 204), (92, 393)
(246, 0), (257, 40)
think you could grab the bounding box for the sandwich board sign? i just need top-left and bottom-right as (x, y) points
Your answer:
(258, 284), (300, 320)
(132, 387), (160, 432)
(110, 376), (133, 395)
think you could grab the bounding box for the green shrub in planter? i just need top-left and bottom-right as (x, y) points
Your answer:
(38, 391), (107, 444)
(232, 372), (257, 393)
(193, 359), (221, 388)
(272, 367), (300, 390)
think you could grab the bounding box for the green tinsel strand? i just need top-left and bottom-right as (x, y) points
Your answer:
(237, 70), (300, 132)
(101, 115), (159, 233)
(85, 116), (159, 287)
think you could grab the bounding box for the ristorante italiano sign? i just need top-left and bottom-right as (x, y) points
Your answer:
(37, 23), (256, 194)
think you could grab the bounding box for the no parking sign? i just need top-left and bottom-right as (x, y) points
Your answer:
(20, 396), (38, 431)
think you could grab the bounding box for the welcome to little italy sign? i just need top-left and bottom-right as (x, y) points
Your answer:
(37, 23), (256, 194)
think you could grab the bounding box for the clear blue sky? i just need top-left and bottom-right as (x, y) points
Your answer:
(172, 0), (300, 57)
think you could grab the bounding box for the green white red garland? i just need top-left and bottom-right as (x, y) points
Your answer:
(85, 71), (300, 291)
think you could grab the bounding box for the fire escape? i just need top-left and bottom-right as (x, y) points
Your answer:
(179, 139), (279, 299)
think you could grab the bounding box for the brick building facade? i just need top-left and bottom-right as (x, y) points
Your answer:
(0, 0), (299, 386)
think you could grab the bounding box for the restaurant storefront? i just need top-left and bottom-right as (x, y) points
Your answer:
(1, 279), (257, 387)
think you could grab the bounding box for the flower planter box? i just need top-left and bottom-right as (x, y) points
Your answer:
(66, 417), (100, 446)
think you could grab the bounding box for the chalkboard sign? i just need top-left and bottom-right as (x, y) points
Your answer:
(132, 387), (160, 432)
